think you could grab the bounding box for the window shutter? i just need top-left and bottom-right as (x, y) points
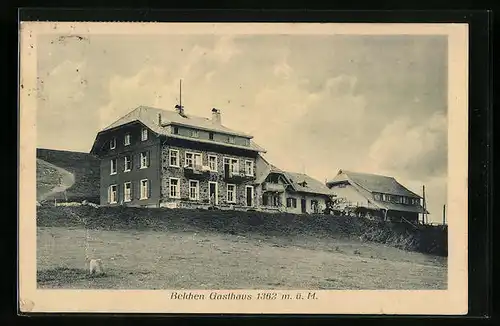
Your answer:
(107, 186), (110, 203)
(148, 151), (151, 167)
(130, 182), (133, 200)
(148, 180), (151, 199)
(137, 180), (141, 199)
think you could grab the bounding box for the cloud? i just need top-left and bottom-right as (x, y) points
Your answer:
(97, 35), (244, 129)
(364, 111), (447, 180)
(211, 35), (241, 63)
(40, 60), (88, 105)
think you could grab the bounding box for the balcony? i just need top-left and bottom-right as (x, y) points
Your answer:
(223, 170), (256, 183)
(184, 164), (211, 179)
(262, 182), (285, 192)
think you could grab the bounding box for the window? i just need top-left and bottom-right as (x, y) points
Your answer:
(374, 193), (381, 201)
(191, 129), (199, 138)
(110, 158), (117, 175)
(402, 197), (410, 205)
(228, 136), (235, 144)
(124, 133), (131, 146)
(140, 152), (149, 169)
(172, 126), (179, 134)
(245, 160), (254, 176)
(124, 182), (132, 202)
(108, 185), (117, 204)
(286, 197), (297, 208)
(189, 180), (200, 200)
(185, 152), (202, 168)
(227, 184), (236, 203)
(209, 132), (214, 140)
(141, 128), (148, 141)
(110, 137), (116, 149)
(140, 179), (149, 200)
(208, 155), (218, 172)
(273, 195), (280, 207)
(223, 157), (239, 174)
(169, 149), (179, 167)
(169, 178), (180, 198)
(124, 156), (131, 172)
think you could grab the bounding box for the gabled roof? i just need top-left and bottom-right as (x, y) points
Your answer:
(346, 178), (429, 214)
(281, 171), (335, 196)
(255, 156), (334, 196)
(103, 106), (253, 138)
(91, 106), (266, 154)
(327, 170), (422, 198)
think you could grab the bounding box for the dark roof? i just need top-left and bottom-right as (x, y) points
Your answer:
(93, 106), (266, 153)
(255, 156), (334, 196)
(347, 181), (429, 214)
(327, 170), (422, 198)
(281, 171), (335, 196)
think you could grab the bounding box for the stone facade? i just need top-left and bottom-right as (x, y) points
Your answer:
(160, 143), (258, 208)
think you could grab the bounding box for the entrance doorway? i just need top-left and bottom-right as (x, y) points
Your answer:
(301, 198), (307, 213)
(208, 182), (218, 205)
(245, 186), (254, 207)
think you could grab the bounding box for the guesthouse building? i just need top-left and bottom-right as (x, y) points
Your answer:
(90, 105), (266, 209)
(326, 170), (429, 223)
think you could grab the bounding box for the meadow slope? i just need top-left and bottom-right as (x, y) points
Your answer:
(36, 206), (447, 290)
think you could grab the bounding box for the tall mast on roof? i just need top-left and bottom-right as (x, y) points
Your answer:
(179, 79), (182, 110)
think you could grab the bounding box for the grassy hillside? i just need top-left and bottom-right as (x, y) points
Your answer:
(37, 206), (448, 256)
(36, 159), (63, 200)
(36, 148), (100, 203)
(37, 226), (447, 290)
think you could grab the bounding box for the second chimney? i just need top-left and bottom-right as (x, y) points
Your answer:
(211, 108), (221, 125)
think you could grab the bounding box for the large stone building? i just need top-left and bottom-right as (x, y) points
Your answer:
(90, 105), (266, 209)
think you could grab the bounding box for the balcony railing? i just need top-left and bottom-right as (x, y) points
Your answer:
(262, 182), (285, 192)
(223, 170), (256, 182)
(184, 164), (211, 179)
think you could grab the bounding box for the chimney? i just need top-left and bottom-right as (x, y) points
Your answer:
(158, 113), (162, 126)
(212, 108), (221, 125)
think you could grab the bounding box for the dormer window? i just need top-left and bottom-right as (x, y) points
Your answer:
(209, 132), (214, 140)
(172, 126), (179, 135)
(110, 137), (116, 150)
(228, 136), (235, 144)
(191, 129), (199, 138)
(124, 133), (131, 146)
(141, 128), (148, 141)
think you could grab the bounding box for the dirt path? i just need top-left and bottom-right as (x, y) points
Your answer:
(39, 165), (76, 202)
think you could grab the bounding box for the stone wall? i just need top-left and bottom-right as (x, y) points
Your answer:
(160, 144), (258, 207)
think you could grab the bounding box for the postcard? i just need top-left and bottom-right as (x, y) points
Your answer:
(19, 21), (468, 314)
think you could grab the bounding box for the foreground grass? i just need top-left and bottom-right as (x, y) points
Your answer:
(37, 226), (447, 290)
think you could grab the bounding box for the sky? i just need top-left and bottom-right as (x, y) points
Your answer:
(36, 33), (448, 223)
